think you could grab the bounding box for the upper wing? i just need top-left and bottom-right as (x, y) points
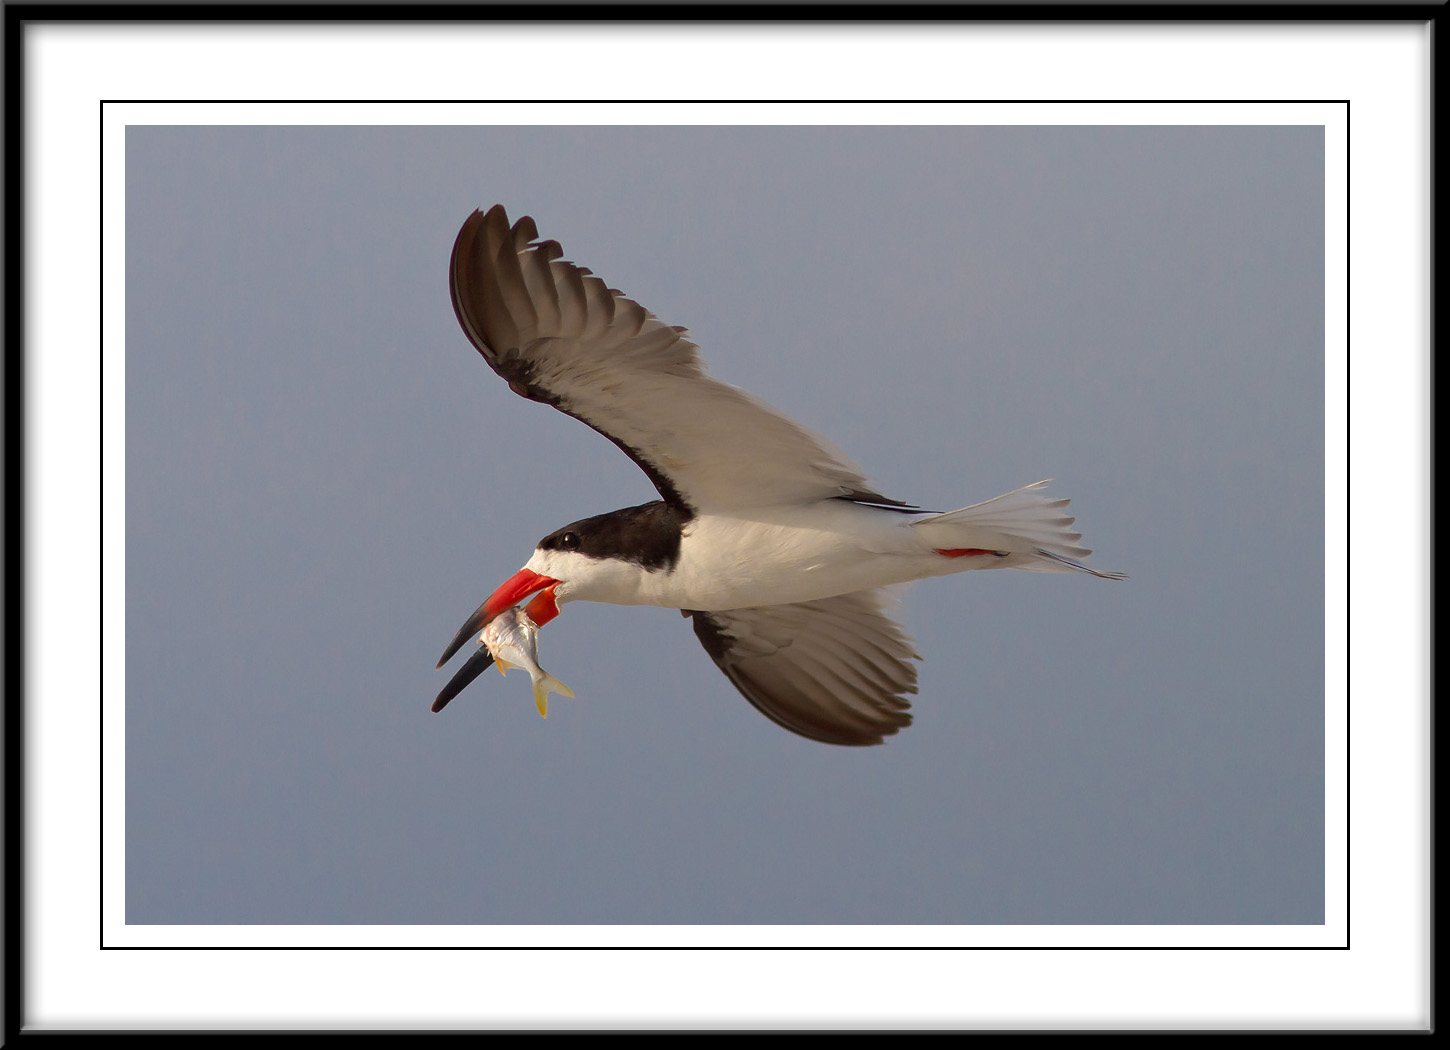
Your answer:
(450, 205), (890, 514)
(687, 590), (921, 746)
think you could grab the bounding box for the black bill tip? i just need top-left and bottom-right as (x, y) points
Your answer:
(432, 645), (497, 712)
(436, 601), (491, 669)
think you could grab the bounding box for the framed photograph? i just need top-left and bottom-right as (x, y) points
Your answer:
(6, 10), (1430, 1035)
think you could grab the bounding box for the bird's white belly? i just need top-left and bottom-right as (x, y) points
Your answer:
(632, 507), (933, 611)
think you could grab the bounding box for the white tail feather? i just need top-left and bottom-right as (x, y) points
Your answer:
(911, 481), (1125, 579)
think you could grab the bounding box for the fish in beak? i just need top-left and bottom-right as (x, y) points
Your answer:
(479, 606), (575, 718)
(434, 568), (561, 670)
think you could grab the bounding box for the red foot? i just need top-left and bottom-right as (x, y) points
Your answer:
(936, 548), (999, 558)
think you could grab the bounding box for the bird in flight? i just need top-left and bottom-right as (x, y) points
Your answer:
(434, 205), (1122, 745)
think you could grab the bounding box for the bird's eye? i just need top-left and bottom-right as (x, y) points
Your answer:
(561, 532), (580, 550)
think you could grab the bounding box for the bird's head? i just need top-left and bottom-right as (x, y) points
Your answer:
(432, 563), (560, 672)
(435, 500), (690, 670)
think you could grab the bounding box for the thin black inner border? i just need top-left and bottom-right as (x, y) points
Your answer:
(92, 102), (1350, 948)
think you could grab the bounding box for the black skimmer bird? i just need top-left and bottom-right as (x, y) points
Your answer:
(434, 205), (1123, 746)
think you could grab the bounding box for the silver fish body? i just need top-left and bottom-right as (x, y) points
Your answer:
(480, 607), (574, 717)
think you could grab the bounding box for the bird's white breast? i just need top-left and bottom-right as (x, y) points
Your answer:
(630, 504), (936, 611)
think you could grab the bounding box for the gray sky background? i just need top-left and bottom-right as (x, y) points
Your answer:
(125, 125), (1323, 925)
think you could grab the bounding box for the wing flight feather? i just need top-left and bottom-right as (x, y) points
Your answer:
(450, 205), (889, 514)
(688, 589), (921, 746)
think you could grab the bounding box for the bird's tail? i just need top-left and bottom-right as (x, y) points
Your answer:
(532, 674), (575, 719)
(910, 480), (1126, 580)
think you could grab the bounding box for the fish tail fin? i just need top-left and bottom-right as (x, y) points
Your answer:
(911, 480), (1126, 579)
(532, 674), (574, 718)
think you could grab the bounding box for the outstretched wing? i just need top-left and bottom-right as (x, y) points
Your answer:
(687, 590), (921, 746)
(450, 205), (898, 515)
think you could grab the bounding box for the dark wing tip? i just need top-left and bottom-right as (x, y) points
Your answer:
(511, 212), (539, 247)
(450, 205), (542, 367)
(835, 488), (920, 512)
(436, 600), (491, 668)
